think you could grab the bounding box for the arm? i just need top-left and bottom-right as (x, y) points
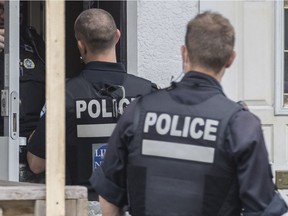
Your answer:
(27, 151), (45, 174)
(26, 115), (46, 174)
(89, 101), (139, 208)
(228, 111), (288, 214)
(99, 196), (122, 216)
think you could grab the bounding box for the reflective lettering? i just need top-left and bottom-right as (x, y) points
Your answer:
(76, 97), (135, 119)
(88, 99), (101, 118)
(204, 119), (219, 141)
(143, 112), (219, 142)
(76, 100), (87, 119)
(144, 112), (157, 133)
(190, 117), (204, 139)
(170, 115), (181, 136)
(118, 98), (130, 115)
(102, 100), (112, 118)
(156, 114), (171, 135)
(182, 116), (191, 137)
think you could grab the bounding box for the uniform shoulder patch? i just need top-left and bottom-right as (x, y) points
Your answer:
(23, 58), (35, 69)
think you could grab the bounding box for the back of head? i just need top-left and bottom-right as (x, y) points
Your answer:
(185, 11), (235, 73)
(74, 8), (117, 53)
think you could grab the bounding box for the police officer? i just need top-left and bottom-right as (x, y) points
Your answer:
(0, 1), (45, 182)
(26, 8), (157, 200)
(89, 11), (288, 215)
(0, 1), (45, 138)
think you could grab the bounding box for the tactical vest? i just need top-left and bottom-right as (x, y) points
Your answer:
(0, 27), (45, 139)
(127, 89), (243, 216)
(69, 73), (154, 198)
(19, 32), (45, 138)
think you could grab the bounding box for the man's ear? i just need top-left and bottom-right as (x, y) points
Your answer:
(225, 51), (236, 68)
(77, 40), (87, 56)
(115, 29), (121, 45)
(181, 45), (189, 72)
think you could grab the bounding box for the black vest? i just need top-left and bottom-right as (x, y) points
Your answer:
(0, 26), (45, 138)
(66, 72), (154, 199)
(127, 89), (243, 216)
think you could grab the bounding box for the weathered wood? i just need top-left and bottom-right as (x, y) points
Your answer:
(45, 0), (66, 216)
(0, 180), (88, 215)
(0, 180), (39, 186)
(0, 181), (87, 200)
(0, 198), (88, 216)
(0, 200), (34, 216)
(66, 200), (77, 216)
(77, 199), (88, 216)
(34, 200), (81, 216)
(34, 200), (45, 216)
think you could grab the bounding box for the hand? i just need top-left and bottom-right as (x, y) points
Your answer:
(0, 29), (4, 52)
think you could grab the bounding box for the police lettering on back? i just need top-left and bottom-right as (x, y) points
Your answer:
(76, 97), (135, 119)
(144, 112), (219, 141)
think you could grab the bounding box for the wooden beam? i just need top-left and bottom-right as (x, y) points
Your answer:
(45, 1), (65, 216)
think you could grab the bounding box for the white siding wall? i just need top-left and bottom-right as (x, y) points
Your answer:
(127, 0), (198, 88)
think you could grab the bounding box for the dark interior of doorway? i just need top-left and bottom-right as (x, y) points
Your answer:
(23, 1), (127, 78)
(65, 1), (127, 78)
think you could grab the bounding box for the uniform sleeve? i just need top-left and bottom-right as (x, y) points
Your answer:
(227, 110), (287, 214)
(90, 100), (138, 207)
(27, 114), (46, 159)
(27, 88), (77, 160)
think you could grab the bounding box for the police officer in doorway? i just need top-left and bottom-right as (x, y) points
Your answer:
(0, 1), (45, 138)
(26, 8), (157, 200)
(0, 1), (45, 182)
(89, 11), (288, 215)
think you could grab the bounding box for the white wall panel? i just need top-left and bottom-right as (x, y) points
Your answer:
(136, 0), (198, 88)
(128, 0), (288, 171)
(262, 125), (273, 161)
(242, 2), (274, 105)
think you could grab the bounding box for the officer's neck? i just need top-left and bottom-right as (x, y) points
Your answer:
(185, 65), (225, 82)
(84, 49), (117, 64)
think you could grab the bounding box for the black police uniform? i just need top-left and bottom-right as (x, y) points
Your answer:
(27, 61), (158, 200)
(0, 27), (45, 181)
(0, 26), (45, 138)
(90, 71), (288, 215)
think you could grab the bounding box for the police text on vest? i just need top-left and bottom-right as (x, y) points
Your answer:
(143, 112), (219, 141)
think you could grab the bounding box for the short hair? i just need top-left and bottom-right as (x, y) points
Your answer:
(74, 9), (117, 53)
(185, 11), (235, 73)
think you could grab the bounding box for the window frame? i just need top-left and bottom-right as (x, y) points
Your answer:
(275, 0), (287, 115)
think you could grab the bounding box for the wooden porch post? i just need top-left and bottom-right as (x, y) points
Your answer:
(45, 1), (65, 215)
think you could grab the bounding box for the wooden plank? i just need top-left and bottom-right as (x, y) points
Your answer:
(76, 199), (88, 216)
(65, 186), (88, 200)
(0, 185), (87, 200)
(35, 200), (82, 216)
(0, 207), (2, 216)
(34, 200), (46, 216)
(0, 200), (34, 216)
(45, 0), (65, 216)
(0, 180), (40, 186)
(66, 200), (77, 216)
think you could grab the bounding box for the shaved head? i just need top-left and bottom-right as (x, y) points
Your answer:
(74, 9), (117, 53)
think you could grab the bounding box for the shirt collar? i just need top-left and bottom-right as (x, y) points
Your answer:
(84, 61), (126, 73)
(81, 61), (127, 85)
(180, 71), (222, 90)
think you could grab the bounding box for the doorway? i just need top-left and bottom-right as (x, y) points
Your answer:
(22, 0), (127, 78)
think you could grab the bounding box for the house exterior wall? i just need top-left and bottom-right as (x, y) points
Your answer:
(127, 0), (198, 88)
(127, 0), (288, 178)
